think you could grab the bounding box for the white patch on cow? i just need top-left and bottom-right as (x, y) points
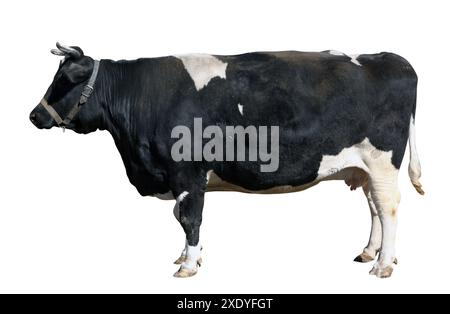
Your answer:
(154, 191), (174, 200)
(329, 50), (345, 56)
(175, 54), (227, 91)
(182, 243), (202, 270)
(349, 54), (362, 66)
(177, 191), (189, 203)
(319, 137), (400, 276)
(206, 170), (213, 184)
(328, 50), (361, 66)
(317, 137), (397, 181)
(238, 103), (244, 116)
(173, 191), (189, 221)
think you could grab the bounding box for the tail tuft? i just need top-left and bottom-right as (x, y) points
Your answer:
(408, 116), (424, 195)
(411, 181), (425, 195)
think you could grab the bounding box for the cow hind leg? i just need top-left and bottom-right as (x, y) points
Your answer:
(367, 171), (400, 278)
(354, 184), (382, 263)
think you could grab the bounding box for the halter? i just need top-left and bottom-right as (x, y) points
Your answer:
(40, 60), (100, 128)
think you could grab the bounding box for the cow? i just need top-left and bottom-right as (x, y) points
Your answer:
(30, 43), (424, 279)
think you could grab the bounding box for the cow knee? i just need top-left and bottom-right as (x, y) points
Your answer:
(180, 216), (201, 246)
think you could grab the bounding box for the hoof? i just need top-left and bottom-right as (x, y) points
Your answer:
(174, 246), (203, 265)
(354, 251), (375, 263)
(369, 264), (394, 278)
(174, 256), (202, 266)
(174, 267), (198, 278)
(174, 255), (186, 265)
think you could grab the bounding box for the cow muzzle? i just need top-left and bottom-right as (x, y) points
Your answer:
(29, 104), (55, 129)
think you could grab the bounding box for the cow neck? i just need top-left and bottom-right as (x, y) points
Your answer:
(98, 59), (156, 149)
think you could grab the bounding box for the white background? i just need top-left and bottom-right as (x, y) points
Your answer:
(0, 0), (448, 293)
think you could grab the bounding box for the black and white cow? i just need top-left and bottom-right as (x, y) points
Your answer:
(30, 43), (424, 278)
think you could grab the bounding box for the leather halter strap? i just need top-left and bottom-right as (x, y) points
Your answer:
(40, 60), (100, 127)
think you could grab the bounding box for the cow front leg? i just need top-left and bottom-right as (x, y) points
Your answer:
(173, 189), (205, 278)
(172, 192), (188, 265)
(367, 173), (400, 278)
(354, 184), (382, 263)
(172, 191), (203, 266)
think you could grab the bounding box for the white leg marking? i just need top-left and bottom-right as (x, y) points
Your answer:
(182, 244), (202, 270)
(174, 54), (227, 91)
(368, 170), (400, 278)
(174, 243), (202, 277)
(363, 186), (382, 257)
(238, 103), (244, 116)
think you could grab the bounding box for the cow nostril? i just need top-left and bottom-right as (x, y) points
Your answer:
(30, 113), (37, 124)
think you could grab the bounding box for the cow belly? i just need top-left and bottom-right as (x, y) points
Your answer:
(205, 168), (366, 194)
(206, 171), (319, 194)
(206, 137), (392, 194)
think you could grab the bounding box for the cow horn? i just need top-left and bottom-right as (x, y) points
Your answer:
(55, 42), (81, 58)
(50, 48), (65, 56)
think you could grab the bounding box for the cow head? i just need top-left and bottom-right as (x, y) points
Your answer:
(30, 43), (103, 134)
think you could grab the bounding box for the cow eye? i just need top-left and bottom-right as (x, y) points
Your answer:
(49, 74), (75, 102)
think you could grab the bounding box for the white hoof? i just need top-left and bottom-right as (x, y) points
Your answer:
(369, 263), (394, 278)
(173, 257), (202, 278)
(174, 266), (198, 278)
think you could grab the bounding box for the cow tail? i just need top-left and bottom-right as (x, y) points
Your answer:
(408, 115), (424, 195)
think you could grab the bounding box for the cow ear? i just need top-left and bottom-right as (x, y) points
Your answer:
(70, 46), (85, 58)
